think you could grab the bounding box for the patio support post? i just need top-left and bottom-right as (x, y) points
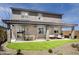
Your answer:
(7, 24), (11, 43)
(59, 26), (62, 34)
(46, 25), (50, 40)
(11, 25), (16, 42)
(71, 26), (75, 39)
(7, 29), (11, 42)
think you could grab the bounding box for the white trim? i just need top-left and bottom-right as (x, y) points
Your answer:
(11, 25), (16, 42)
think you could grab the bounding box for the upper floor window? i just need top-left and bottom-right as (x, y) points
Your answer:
(38, 13), (43, 20)
(21, 12), (28, 18)
(38, 17), (41, 20)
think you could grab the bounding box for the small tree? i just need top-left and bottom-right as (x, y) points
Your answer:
(0, 29), (7, 51)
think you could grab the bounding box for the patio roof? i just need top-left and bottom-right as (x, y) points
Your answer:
(2, 20), (78, 27)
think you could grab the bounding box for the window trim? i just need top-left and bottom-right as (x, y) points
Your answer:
(38, 28), (44, 34)
(37, 25), (46, 35)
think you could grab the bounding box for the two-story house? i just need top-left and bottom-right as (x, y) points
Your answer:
(2, 7), (78, 42)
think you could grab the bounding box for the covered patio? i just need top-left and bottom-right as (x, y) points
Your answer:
(3, 20), (78, 42)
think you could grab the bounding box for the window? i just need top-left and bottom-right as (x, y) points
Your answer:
(38, 17), (41, 20)
(38, 28), (44, 34)
(21, 12), (28, 18)
(12, 25), (14, 27)
(54, 30), (58, 33)
(38, 13), (43, 20)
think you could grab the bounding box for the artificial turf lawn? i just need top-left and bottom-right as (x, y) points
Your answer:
(7, 39), (79, 50)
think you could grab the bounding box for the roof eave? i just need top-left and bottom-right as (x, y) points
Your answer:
(10, 7), (63, 16)
(2, 20), (78, 27)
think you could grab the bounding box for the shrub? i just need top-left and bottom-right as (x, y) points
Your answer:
(0, 29), (7, 51)
(60, 33), (63, 35)
(76, 44), (79, 51)
(16, 49), (23, 55)
(71, 43), (79, 51)
(71, 43), (78, 48)
(48, 49), (53, 53)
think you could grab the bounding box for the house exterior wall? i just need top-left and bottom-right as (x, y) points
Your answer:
(11, 11), (62, 23)
(9, 9), (63, 41)
(49, 26), (62, 35)
(11, 24), (47, 40)
(10, 24), (62, 41)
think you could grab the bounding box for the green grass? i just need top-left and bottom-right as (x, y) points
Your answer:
(7, 39), (79, 50)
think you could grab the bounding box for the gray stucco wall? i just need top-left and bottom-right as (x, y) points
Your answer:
(11, 11), (62, 23)
(11, 24), (62, 40)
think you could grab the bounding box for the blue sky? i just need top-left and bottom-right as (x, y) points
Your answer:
(0, 3), (79, 30)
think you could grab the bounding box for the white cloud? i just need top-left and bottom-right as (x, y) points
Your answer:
(0, 7), (11, 27)
(0, 7), (11, 19)
(62, 4), (79, 30)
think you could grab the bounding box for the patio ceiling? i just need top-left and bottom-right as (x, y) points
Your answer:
(2, 20), (78, 27)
